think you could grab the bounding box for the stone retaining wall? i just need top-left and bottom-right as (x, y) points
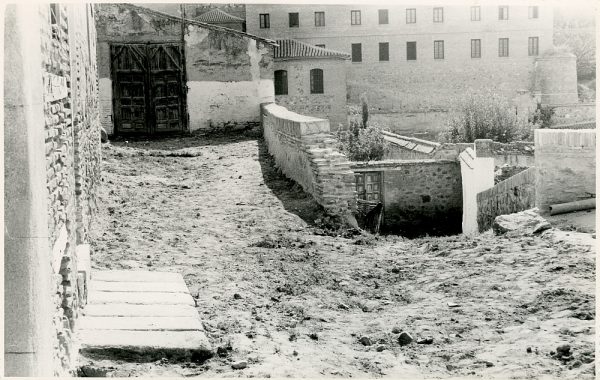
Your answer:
(535, 129), (596, 212)
(261, 103), (356, 218)
(477, 167), (536, 232)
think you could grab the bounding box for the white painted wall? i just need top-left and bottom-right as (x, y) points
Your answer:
(98, 77), (113, 134)
(187, 79), (273, 131)
(460, 147), (495, 235)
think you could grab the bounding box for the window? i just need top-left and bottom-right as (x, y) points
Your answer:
(499, 38), (509, 57)
(379, 42), (389, 61)
(498, 6), (509, 20)
(259, 13), (270, 29)
(406, 41), (417, 60)
(310, 69), (324, 94)
(528, 37), (539, 56)
(351, 43), (362, 62)
(351, 10), (361, 25)
(274, 70), (288, 95)
(315, 44), (326, 48)
(406, 8), (416, 23)
(433, 7), (443, 23)
(379, 9), (389, 24)
(528, 6), (539, 19)
(434, 40), (444, 59)
(315, 11), (325, 26)
(471, 6), (481, 21)
(471, 39), (481, 58)
(289, 12), (299, 28)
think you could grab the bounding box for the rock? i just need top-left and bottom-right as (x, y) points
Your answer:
(233, 293), (242, 300)
(417, 337), (434, 345)
(398, 332), (413, 346)
(483, 361), (494, 367)
(526, 347), (532, 353)
(308, 333), (318, 341)
(231, 361), (247, 370)
(376, 345), (386, 352)
(556, 344), (571, 356)
(359, 336), (372, 346)
(392, 327), (401, 334)
(100, 128), (108, 143)
(493, 210), (551, 236)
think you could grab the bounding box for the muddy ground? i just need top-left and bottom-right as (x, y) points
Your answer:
(83, 133), (595, 378)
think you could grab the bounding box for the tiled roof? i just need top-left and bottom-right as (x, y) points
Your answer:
(119, 3), (277, 46)
(196, 8), (244, 23)
(274, 39), (351, 60)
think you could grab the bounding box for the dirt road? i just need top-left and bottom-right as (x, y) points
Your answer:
(84, 133), (595, 378)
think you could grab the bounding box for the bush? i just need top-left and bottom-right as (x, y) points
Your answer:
(440, 92), (536, 143)
(529, 104), (555, 129)
(337, 119), (387, 161)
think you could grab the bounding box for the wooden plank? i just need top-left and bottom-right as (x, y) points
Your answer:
(88, 291), (195, 306)
(79, 316), (203, 331)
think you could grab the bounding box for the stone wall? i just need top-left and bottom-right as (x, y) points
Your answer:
(95, 3), (274, 135)
(261, 103), (356, 218)
(351, 160), (463, 236)
(30, 3), (101, 375)
(274, 58), (348, 130)
(535, 129), (596, 212)
(534, 53), (579, 105)
(476, 167), (536, 232)
(551, 103), (596, 126)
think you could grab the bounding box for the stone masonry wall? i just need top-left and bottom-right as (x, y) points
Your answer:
(261, 103), (356, 218)
(40, 4), (101, 375)
(476, 167), (536, 232)
(351, 160), (463, 236)
(535, 129), (596, 212)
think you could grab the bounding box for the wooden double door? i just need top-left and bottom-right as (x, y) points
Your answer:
(111, 43), (186, 136)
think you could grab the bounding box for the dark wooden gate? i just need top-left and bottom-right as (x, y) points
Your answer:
(111, 43), (186, 136)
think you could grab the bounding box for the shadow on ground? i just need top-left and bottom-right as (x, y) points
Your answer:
(109, 130), (261, 151)
(256, 138), (330, 228)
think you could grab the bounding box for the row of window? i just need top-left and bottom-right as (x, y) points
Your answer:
(259, 6), (539, 28)
(274, 69), (324, 95)
(349, 37), (540, 62)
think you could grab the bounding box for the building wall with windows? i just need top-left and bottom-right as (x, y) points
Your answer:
(246, 4), (555, 112)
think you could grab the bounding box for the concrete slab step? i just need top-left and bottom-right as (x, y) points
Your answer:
(83, 304), (199, 318)
(79, 330), (212, 362)
(90, 280), (189, 293)
(88, 290), (195, 306)
(79, 316), (203, 331)
(78, 270), (212, 363)
(92, 270), (183, 283)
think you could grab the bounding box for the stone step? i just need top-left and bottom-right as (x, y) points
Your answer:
(83, 304), (199, 318)
(90, 280), (189, 293)
(92, 270), (183, 283)
(88, 290), (195, 306)
(79, 316), (203, 331)
(79, 329), (212, 362)
(78, 270), (212, 363)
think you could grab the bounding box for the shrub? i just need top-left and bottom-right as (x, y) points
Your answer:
(337, 119), (387, 161)
(360, 94), (369, 128)
(440, 92), (536, 143)
(529, 104), (555, 129)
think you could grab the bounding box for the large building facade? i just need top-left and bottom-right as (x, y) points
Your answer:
(246, 4), (555, 112)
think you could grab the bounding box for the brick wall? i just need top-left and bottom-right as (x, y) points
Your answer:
(261, 103), (357, 218)
(476, 167), (536, 232)
(351, 160), (463, 236)
(274, 58), (348, 130)
(40, 4), (101, 375)
(535, 129), (596, 212)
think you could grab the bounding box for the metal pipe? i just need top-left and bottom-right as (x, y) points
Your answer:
(549, 198), (596, 216)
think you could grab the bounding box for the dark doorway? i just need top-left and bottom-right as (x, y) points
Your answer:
(111, 43), (186, 136)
